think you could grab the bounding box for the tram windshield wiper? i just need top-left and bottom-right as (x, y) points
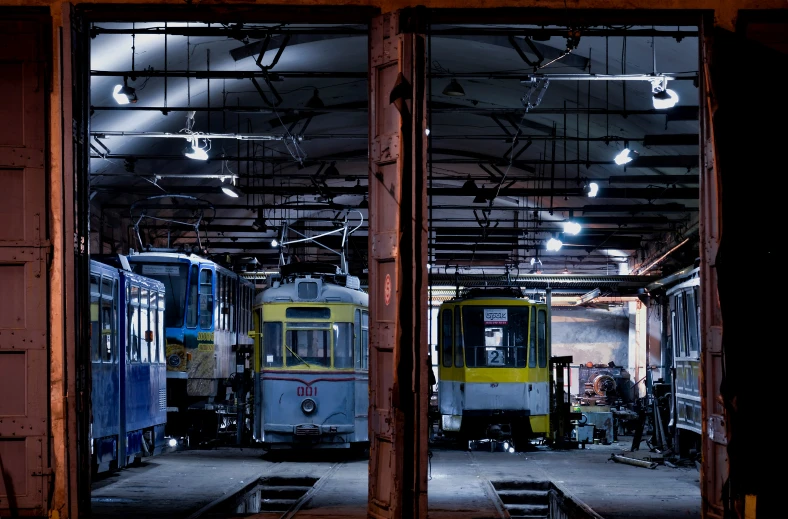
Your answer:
(285, 345), (311, 368)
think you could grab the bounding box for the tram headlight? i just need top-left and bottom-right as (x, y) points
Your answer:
(168, 438), (178, 448)
(301, 398), (317, 414)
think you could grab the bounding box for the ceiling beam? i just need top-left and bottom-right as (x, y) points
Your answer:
(91, 184), (699, 200)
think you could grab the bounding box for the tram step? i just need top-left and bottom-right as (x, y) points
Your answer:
(490, 479), (552, 492)
(259, 498), (300, 512)
(260, 476), (319, 487)
(258, 485), (314, 500)
(504, 504), (549, 517)
(495, 489), (550, 505)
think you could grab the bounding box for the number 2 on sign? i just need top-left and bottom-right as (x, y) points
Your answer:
(297, 386), (317, 397)
(487, 349), (505, 366)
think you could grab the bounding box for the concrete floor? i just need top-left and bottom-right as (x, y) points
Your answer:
(90, 437), (701, 519)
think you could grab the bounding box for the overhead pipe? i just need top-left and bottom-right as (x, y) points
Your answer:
(90, 151), (699, 170)
(91, 26), (369, 37)
(91, 69), (366, 79)
(98, 199), (698, 215)
(91, 182), (698, 200)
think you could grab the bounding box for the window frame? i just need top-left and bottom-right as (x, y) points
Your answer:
(441, 309), (453, 368)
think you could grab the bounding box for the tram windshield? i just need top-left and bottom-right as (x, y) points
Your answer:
(286, 323), (331, 367)
(131, 262), (189, 328)
(461, 306), (529, 368)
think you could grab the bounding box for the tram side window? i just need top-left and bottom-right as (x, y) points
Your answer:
(215, 274), (223, 331)
(441, 309), (453, 368)
(512, 309), (528, 368)
(113, 280), (119, 363)
(688, 288), (700, 358)
(140, 289), (150, 362)
(529, 307), (537, 368)
(354, 310), (362, 369)
(129, 284), (140, 362)
(454, 310), (464, 368)
(222, 274), (229, 331)
(263, 322), (283, 367)
(187, 265), (199, 328)
(90, 275), (100, 362)
(361, 311), (369, 370)
(101, 277), (113, 362)
(230, 278), (237, 332)
(150, 291), (159, 363)
(158, 290), (165, 363)
(537, 308), (547, 368)
(200, 269), (213, 329)
(334, 322), (353, 368)
(675, 294), (688, 358)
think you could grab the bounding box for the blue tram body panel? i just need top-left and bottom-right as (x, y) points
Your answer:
(252, 263), (369, 450)
(89, 259), (168, 473)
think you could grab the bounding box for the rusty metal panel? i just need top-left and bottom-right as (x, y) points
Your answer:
(698, 20), (727, 519)
(368, 9), (428, 519)
(0, 257), (48, 513)
(0, 15), (49, 517)
(700, 17), (785, 519)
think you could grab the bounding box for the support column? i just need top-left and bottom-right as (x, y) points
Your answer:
(367, 8), (428, 519)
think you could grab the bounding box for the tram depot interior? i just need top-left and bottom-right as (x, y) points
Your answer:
(83, 14), (703, 510)
(6, 7), (740, 518)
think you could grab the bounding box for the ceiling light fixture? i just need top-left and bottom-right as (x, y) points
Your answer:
(461, 176), (479, 193)
(184, 135), (209, 160)
(584, 182), (599, 197)
(650, 76), (679, 110)
(358, 196), (369, 209)
(251, 210), (268, 231)
(221, 184), (240, 198)
(652, 88), (679, 109)
(613, 148), (636, 166)
(305, 88), (324, 109)
(546, 237), (563, 251)
(442, 78), (465, 97)
(324, 161), (339, 176)
(564, 221), (581, 235)
(529, 256), (543, 273)
(113, 77), (137, 105)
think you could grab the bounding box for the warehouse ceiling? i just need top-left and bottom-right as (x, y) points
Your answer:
(88, 17), (701, 287)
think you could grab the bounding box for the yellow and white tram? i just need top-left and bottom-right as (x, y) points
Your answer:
(437, 287), (552, 451)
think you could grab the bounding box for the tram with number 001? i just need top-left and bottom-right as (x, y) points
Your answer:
(250, 262), (369, 451)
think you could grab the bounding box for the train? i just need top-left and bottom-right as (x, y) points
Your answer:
(89, 259), (168, 473)
(665, 265), (701, 458)
(100, 251), (256, 445)
(249, 261), (369, 451)
(435, 287), (555, 452)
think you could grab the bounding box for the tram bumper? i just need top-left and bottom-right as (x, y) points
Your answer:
(261, 423), (355, 447)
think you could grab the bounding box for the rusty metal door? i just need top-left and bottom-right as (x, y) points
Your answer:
(0, 13), (51, 516)
(367, 9), (429, 519)
(700, 17), (785, 519)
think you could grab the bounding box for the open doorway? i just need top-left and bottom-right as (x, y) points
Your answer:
(83, 9), (374, 517)
(423, 13), (703, 518)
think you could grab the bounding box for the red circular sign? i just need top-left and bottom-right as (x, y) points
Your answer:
(384, 274), (391, 306)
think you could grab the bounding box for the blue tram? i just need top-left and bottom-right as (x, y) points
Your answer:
(250, 262), (369, 451)
(123, 252), (255, 443)
(89, 259), (167, 473)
